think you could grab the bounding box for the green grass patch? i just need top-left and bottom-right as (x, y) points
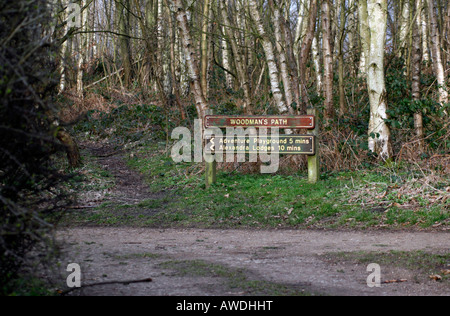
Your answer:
(129, 149), (350, 228)
(125, 143), (449, 229)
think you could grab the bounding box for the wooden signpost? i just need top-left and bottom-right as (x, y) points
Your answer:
(204, 110), (319, 187)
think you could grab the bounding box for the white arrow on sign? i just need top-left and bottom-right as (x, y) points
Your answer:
(209, 137), (215, 152)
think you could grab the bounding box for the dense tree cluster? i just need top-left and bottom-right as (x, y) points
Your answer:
(55, 0), (449, 160)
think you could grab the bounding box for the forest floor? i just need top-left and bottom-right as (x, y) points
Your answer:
(54, 141), (450, 296)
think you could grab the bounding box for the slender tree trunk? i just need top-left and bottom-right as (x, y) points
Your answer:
(206, 3), (215, 99)
(299, 0), (318, 113)
(221, 25), (233, 89)
(312, 35), (322, 94)
(165, 0), (186, 120)
(178, 3), (190, 97)
(359, 0), (370, 77)
(249, 0), (289, 114)
(443, 1), (450, 68)
(421, 0), (430, 61)
(311, 8), (323, 94)
(201, 0), (211, 98)
(77, 0), (88, 98)
(294, 0), (308, 62)
(338, 0), (347, 115)
(330, 0), (337, 54)
(173, 0), (208, 118)
(412, 0), (424, 153)
(116, 0), (132, 87)
(428, 0), (448, 106)
(437, 0), (444, 44)
(142, 0), (156, 90)
(58, 1), (69, 94)
(220, 0), (252, 113)
(271, 0), (294, 110)
(399, 0), (411, 57)
(158, 0), (171, 95)
(280, 7), (301, 109)
(347, 0), (358, 73)
(361, 0), (392, 160)
(90, 0), (97, 60)
(322, 0), (334, 121)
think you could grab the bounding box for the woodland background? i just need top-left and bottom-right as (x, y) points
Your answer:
(56, 0), (450, 161)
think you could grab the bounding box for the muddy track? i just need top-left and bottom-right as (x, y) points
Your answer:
(85, 143), (156, 204)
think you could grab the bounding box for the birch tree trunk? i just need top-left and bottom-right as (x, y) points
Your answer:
(399, 0), (411, 57)
(248, 0), (289, 114)
(76, 0), (88, 98)
(90, 0), (97, 60)
(178, 8), (190, 97)
(221, 25), (233, 89)
(322, 0), (334, 120)
(361, 0), (392, 160)
(359, 0), (370, 77)
(358, 49), (367, 78)
(312, 35), (322, 94)
(428, 0), (448, 106)
(271, 0), (294, 110)
(420, 0), (430, 61)
(412, 0), (424, 152)
(280, 5), (301, 109)
(173, 0), (208, 118)
(158, 0), (171, 95)
(58, 0), (69, 94)
(294, 0), (308, 61)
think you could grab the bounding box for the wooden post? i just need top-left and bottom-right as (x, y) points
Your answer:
(206, 159), (217, 188)
(307, 107), (319, 183)
(205, 109), (217, 188)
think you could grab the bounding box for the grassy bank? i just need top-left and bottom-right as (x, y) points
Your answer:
(123, 142), (449, 229)
(61, 103), (449, 230)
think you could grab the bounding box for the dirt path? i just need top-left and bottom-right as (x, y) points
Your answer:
(85, 142), (162, 205)
(57, 227), (449, 296)
(58, 141), (449, 296)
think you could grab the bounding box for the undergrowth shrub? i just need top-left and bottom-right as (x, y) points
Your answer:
(0, 0), (69, 294)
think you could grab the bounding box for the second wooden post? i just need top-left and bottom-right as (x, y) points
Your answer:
(307, 107), (319, 183)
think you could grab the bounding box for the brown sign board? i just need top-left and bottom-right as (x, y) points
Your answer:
(205, 135), (315, 155)
(204, 115), (315, 129)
